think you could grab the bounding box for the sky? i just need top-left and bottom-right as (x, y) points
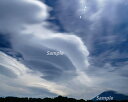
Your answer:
(0, 0), (128, 100)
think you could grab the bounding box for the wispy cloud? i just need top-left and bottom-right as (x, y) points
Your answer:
(0, 51), (70, 96)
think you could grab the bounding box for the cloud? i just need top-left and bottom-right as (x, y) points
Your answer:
(46, 0), (128, 98)
(0, 0), (128, 99)
(53, 0), (128, 67)
(0, 51), (70, 97)
(0, 0), (48, 34)
(0, 0), (91, 99)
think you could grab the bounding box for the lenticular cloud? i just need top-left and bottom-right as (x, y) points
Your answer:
(0, 51), (69, 96)
(0, 0), (90, 98)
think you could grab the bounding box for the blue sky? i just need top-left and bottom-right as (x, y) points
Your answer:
(0, 0), (128, 99)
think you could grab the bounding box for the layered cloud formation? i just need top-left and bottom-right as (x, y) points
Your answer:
(50, 0), (128, 97)
(0, 0), (90, 99)
(0, 0), (128, 99)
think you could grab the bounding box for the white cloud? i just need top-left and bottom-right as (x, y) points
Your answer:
(0, 51), (70, 96)
(0, 0), (49, 34)
(0, 0), (91, 98)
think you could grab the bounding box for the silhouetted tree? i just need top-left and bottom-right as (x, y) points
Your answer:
(0, 96), (127, 102)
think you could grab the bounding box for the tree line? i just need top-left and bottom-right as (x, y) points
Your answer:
(0, 96), (127, 102)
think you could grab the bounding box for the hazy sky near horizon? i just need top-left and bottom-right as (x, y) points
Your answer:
(0, 0), (128, 99)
